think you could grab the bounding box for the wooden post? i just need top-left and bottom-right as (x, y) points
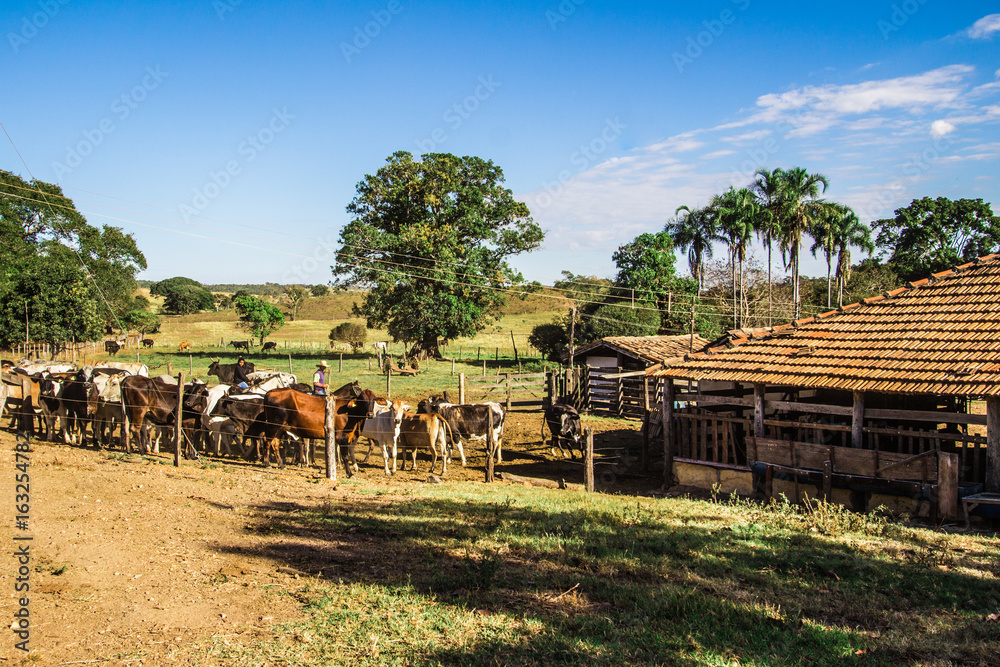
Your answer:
(510, 330), (519, 363)
(174, 372), (184, 467)
(339, 353), (343, 373)
(167, 362), (172, 376)
(852, 391), (865, 449)
(753, 383), (765, 438)
(568, 307), (576, 370)
(823, 460), (832, 502)
(482, 360), (486, 377)
(547, 371), (556, 409)
(386, 367), (392, 398)
(584, 427), (594, 492)
(505, 374), (512, 412)
(324, 395), (337, 481)
(485, 409), (495, 483)
(477, 346), (481, 361)
(459, 373), (466, 405)
(189, 354), (193, 376)
(288, 354), (292, 374)
(663, 379), (675, 489)
(368, 358), (372, 371)
(495, 347), (499, 362)
(987, 397), (1000, 492)
(451, 358), (455, 376)
(938, 452), (959, 519)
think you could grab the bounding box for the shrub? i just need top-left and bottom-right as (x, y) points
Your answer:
(330, 322), (367, 352)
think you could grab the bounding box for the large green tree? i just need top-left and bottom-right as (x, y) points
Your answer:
(872, 197), (1000, 281)
(612, 231), (681, 309)
(665, 204), (718, 293)
(0, 170), (146, 349)
(233, 294), (285, 345)
(332, 152), (543, 358)
(150, 276), (215, 314)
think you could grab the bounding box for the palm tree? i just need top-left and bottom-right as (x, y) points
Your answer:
(832, 207), (874, 307)
(773, 167), (830, 319)
(809, 203), (841, 309)
(751, 169), (784, 326)
(665, 205), (718, 293)
(710, 187), (756, 329)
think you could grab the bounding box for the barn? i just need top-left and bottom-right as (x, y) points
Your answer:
(651, 254), (1000, 522)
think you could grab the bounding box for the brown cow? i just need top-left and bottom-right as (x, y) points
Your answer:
(178, 341), (191, 352)
(120, 375), (206, 457)
(397, 412), (451, 475)
(259, 382), (372, 469)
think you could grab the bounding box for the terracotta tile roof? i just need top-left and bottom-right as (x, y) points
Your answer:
(573, 334), (710, 366)
(653, 254), (1000, 397)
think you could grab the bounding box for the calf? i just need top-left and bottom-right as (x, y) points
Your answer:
(217, 394), (266, 459)
(141, 338), (154, 348)
(178, 341), (191, 352)
(104, 340), (121, 356)
(360, 400), (406, 475)
(544, 403), (584, 459)
(398, 412), (451, 475)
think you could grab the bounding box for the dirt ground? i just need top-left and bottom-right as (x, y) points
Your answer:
(0, 413), (650, 665)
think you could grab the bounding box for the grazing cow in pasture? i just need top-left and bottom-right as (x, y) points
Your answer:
(141, 338), (154, 348)
(372, 341), (388, 353)
(397, 412), (451, 475)
(207, 358), (255, 384)
(544, 403), (584, 459)
(259, 382), (371, 469)
(261, 341), (277, 353)
(120, 375), (206, 457)
(416, 397), (506, 465)
(104, 340), (121, 356)
(360, 400), (407, 475)
(229, 340), (250, 352)
(178, 341), (191, 352)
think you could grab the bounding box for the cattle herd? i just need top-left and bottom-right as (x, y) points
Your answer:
(0, 358), (588, 477)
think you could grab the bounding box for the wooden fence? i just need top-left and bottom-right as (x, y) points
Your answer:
(586, 368), (661, 420)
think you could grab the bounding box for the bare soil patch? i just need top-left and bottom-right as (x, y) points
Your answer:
(0, 413), (647, 664)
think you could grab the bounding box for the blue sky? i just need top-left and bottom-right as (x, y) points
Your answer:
(1, 0), (998, 287)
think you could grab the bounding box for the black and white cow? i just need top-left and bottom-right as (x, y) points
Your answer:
(416, 397), (505, 465)
(544, 403), (584, 459)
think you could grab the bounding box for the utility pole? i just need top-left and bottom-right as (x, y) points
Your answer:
(568, 307), (576, 371)
(689, 293), (696, 352)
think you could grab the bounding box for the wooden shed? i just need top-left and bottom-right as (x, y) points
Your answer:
(651, 254), (1000, 522)
(569, 334), (709, 371)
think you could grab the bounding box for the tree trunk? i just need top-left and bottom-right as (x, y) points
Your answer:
(731, 252), (737, 330)
(409, 337), (442, 361)
(826, 256), (832, 309)
(792, 242), (801, 320)
(767, 240), (773, 327)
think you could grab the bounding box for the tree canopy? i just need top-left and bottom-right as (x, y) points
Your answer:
(0, 170), (146, 348)
(233, 294), (284, 345)
(150, 276), (215, 314)
(332, 151), (543, 358)
(872, 197), (1000, 281)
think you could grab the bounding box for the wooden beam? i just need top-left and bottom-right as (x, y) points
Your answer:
(987, 397), (1000, 493)
(753, 383), (765, 438)
(675, 392), (754, 407)
(663, 380), (675, 489)
(852, 391), (865, 449)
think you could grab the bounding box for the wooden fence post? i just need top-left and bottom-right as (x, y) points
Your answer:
(663, 379), (675, 489)
(451, 358), (455, 376)
(585, 427), (594, 492)
(485, 409), (495, 483)
(174, 372), (184, 467)
(288, 354), (293, 374)
(386, 367), (392, 398)
(459, 373), (466, 405)
(324, 395), (338, 481)
(505, 374), (512, 412)
(339, 353), (343, 373)
(987, 397), (1000, 493)
(189, 354), (193, 376)
(852, 391), (866, 449)
(167, 362), (172, 376)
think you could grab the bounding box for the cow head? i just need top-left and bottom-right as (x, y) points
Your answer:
(207, 360), (220, 377)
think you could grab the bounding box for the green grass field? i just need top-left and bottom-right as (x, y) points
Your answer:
(175, 485), (1000, 666)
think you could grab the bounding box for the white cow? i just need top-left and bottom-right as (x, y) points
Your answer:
(360, 400), (407, 475)
(94, 362), (149, 376)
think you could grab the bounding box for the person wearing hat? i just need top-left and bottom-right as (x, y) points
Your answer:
(313, 361), (329, 396)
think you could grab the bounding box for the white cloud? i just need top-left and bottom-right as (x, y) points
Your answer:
(702, 149), (736, 159)
(930, 119), (956, 137)
(967, 14), (1000, 39)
